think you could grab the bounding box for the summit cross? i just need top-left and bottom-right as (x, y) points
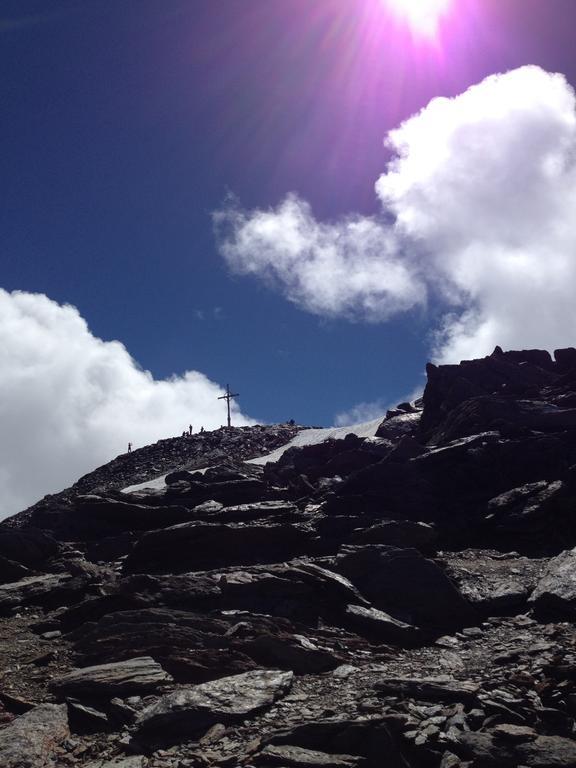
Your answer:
(218, 384), (239, 428)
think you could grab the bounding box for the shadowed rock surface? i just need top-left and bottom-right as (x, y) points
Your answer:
(2, 350), (576, 766)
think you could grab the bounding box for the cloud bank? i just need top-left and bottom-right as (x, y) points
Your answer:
(216, 66), (576, 362)
(0, 289), (253, 520)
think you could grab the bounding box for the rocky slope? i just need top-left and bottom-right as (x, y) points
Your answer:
(2, 347), (576, 767)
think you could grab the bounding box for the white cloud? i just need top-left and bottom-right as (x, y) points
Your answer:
(0, 289), (254, 520)
(215, 195), (426, 321)
(216, 66), (576, 363)
(334, 400), (389, 427)
(334, 383), (424, 427)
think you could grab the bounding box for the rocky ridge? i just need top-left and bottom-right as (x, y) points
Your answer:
(1, 347), (576, 766)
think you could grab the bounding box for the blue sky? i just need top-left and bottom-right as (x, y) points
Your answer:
(3, 0), (576, 515)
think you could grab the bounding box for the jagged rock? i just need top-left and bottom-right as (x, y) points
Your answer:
(454, 729), (576, 766)
(71, 608), (245, 676)
(0, 703), (69, 767)
(68, 495), (198, 535)
(420, 350), (559, 438)
(117, 572), (223, 611)
(375, 412), (421, 440)
(265, 436), (368, 483)
(350, 520), (437, 553)
(427, 396), (576, 445)
(321, 449), (386, 479)
(217, 561), (367, 621)
(484, 480), (571, 539)
(123, 522), (314, 574)
(4, 352), (576, 768)
(254, 744), (363, 767)
(0, 555), (32, 584)
(343, 604), (421, 645)
(50, 657), (173, 697)
(0, 528), (59, 567)
(374, 676), (480, 702)
(0, 573), (85, 615)
(166, 477), (273, 506)
(234, 632), (340, 674)
(66, 698), (110, 730)
(210, 500), (302, 523)
(529, 548), (576, 618)
(336, 546), (477, 630)
(443, 550), (545, 615)
(136, 669), (293, 736)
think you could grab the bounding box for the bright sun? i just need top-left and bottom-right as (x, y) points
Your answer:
(386, 0), (451, 37)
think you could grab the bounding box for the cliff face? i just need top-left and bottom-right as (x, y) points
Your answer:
(1, 348), (576, 767)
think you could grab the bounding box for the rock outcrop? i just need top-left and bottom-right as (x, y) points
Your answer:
(1, 349), (576, 766)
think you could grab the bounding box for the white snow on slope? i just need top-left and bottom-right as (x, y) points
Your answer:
(121, 417), (383, 494)
(247, 417), (384, 466)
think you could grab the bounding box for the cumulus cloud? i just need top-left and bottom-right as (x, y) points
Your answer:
(334, 383), (424, 427)
(215, 195), (426, 321)
(0, 289), (254, 520)
(215, 66), (576, 362)
(334, 399), (389, 427)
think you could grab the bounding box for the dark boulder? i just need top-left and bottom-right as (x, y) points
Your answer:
(554, 347), (576, 373)
(336, 545), (477, 631)
(483, 479), (576, 551)
(343, 604), (421, 645)
(217, 561), (367, 621)
(375, 412), (421, 440)
(0, 528), (59, 567)
(529, 548), (576, 619)
(0, 555), (32, 584)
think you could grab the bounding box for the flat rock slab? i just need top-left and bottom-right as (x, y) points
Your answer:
(136, 668), (293, 735)
(336, 545), (477, 631)
(0, 703), (69, 767)
(50, 657), (173, 697)
(374, 676), (480, 703)
(255, 744), (363, 767)
(0, 574), (71, 615)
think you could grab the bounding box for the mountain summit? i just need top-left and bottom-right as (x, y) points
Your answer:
(2, 347), (576, 766)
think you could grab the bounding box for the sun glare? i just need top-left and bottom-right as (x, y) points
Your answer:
(386, 0), (452, 37)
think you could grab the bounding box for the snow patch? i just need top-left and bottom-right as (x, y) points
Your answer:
(247, 417), (384, 466)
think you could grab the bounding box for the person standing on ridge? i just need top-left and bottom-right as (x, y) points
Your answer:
(127, 442), (132, 453)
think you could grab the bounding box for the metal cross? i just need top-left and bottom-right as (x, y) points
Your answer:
(218, 384), (239, 428)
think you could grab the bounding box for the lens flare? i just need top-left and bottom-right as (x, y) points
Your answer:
(386, 0), (452, 37)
